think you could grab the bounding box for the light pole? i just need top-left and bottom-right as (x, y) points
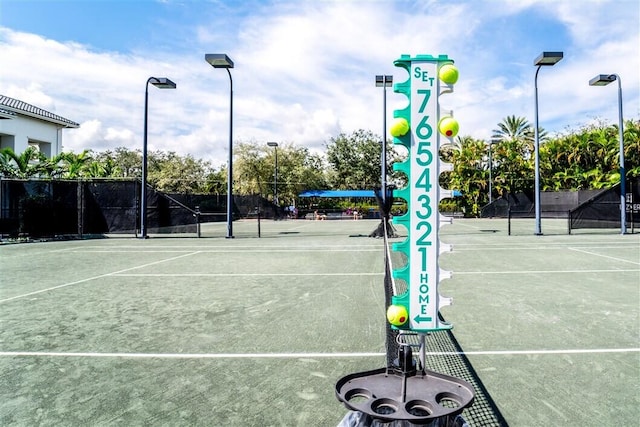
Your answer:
(589, 74), (626, 234)
(488, 139), (499, 204)
(267, 142), (279, 206)
(533, 51), (563, 235)
(141, 77), (176, 239)
(205, 53), (234, 238)
(375, 75), (393, 204)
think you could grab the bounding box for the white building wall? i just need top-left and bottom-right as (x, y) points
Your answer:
(0, 115), (62, 158)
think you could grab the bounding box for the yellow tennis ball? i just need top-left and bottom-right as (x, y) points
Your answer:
(439, 64), (459, 85)
(386, 305), (408, 326)
(438, 117), (459, 138)
(389, 118), (410, 137)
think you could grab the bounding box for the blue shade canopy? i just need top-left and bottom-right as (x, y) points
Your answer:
(298, 189), (461, 198)
(299, 189), (462, 198)
(298, 190), (376, 198)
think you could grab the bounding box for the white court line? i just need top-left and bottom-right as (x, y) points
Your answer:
(69, 248), (380, 253)
(454, 269), (639, 275)
(73, 244), (382, 250)
(115, 272), (383, 277)
(569, 247), (640, 265)
(454, 245), (640, 251)
(451, 221), (485, 230)
(1, 348), (637, 359)
(0, 246), (79, 258)
(449, 348), (640, 356)
(454, 247), (572, 251)
(0, 351), (384, 359)
(450, 242), (639, 247)
(112, 270), (637, 277)
(110, 269), (640, 277)
(0, 252), (201, 304)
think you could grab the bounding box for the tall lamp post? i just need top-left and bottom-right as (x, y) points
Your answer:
(141, 77), (176, 239)
(375, 75), (393, 204)
(488, 139), (499, 204)
(589, 74), (626, 234)
(267, 142), (279, 206)
(533, 51), (563, 235)
(205, 53), (235, 238)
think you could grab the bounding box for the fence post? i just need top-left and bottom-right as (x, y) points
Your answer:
(77, 180), (84, 238)
(195, 205), (201, 238)
(256, 206), (261, 238)
(630, 179), (635, 234)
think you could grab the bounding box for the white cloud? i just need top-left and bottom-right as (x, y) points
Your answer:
(64, 119), (102, 151)
(3, 82), (54, 110)
(1, 0), (638, 167)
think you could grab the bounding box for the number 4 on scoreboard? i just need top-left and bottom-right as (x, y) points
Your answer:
(415, 168), (432, 191)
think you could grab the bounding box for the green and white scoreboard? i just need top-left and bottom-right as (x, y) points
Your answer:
(387, 54), (459, 333)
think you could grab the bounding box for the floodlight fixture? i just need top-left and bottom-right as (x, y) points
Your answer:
(267, 142), (279, 206)
(487, 139), (500, 204)
(534, 51), (563, 66)
(375, 75), (393, 204)
(589, 73), (626, 234)
(205, 54), (234, 69)
(589, 74), (616, 86)
(205, 53), (235, 238)
(533, 51), (563, 235)
(375, 75), (393, 87)
(149, 77), (177, 89)
(141, 76), (176, 239)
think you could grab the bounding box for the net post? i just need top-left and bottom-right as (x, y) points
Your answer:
(383, 220), (398, 368)
(418, 333), (427, 373)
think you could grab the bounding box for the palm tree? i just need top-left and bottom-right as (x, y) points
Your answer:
(623, 119), (640, 179)
(86, 157), (122, 177)
(61, 150), (93, 179)
(493, 116), (549, 160)
(491, 115), (545, 143)
(0, 147), (16, 177)
(0, 146), (43, 178)
(39, 152), (67, 178)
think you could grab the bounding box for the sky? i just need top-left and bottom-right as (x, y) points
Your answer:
(1, 0), (638, 167)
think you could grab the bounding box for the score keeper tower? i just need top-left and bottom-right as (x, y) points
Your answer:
(336, 54), (474, 425)
(390, 54), (458, 333)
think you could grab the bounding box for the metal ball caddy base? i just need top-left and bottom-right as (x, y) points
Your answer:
(335, 333), (474, 424)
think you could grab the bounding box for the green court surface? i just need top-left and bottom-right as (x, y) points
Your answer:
(1, 218), (638, 426)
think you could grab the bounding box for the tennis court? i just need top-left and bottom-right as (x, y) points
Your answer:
(1, 218), (638, 426)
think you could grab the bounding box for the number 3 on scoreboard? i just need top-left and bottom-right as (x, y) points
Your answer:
(416, 194), (432, 219)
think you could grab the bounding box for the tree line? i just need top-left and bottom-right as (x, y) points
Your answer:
(1, 117), (638, 216)
(442, 117), (639, 215)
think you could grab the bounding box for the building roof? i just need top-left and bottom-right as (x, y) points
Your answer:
(0, 108), (17, 119)
(0, 95), (79, 128)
